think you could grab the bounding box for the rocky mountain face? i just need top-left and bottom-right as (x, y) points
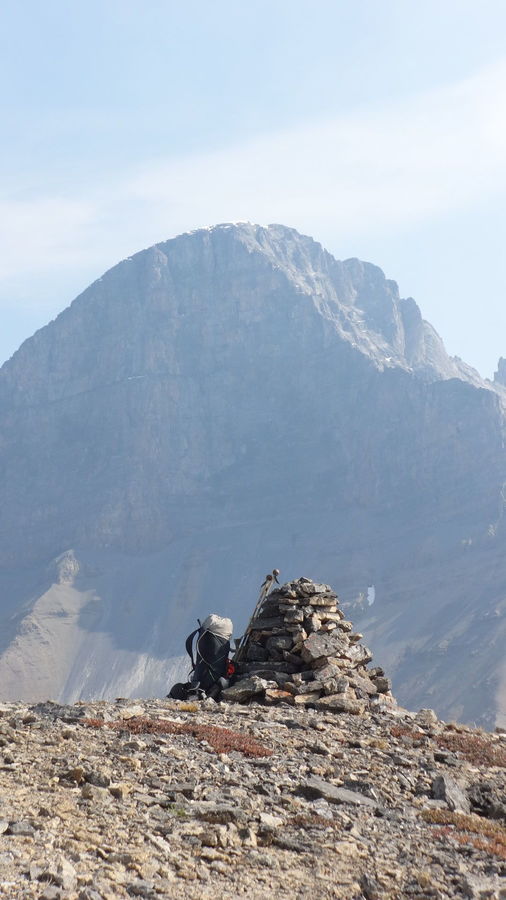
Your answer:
(0, 223), (505, 726)
(0, 694), (504, 899)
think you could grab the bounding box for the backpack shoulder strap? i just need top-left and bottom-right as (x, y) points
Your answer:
(185, 620), (201, 669)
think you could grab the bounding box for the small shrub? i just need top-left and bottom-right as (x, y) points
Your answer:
(391, 726), (506, 768)
(414, 870), (433, 889)
(168, 804), (188, 817)
(435, 733), (506, 768)
(421, 808), (506, 860)
(163, 701), (199, 713)
(390, 726), (423, 740)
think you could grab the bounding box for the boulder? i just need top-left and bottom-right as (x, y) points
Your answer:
(222, 677), (268, 703)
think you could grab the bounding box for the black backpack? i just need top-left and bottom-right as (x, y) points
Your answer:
(168, 614), (233, 700)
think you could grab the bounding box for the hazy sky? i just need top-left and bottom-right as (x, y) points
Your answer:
(2, 0), (506, 376)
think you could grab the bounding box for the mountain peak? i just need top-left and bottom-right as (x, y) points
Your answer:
(0, 220), (495, 436)
(103, 222), (487, 388)
(494, 357), (506, 386)
(0, 223), (505, 727)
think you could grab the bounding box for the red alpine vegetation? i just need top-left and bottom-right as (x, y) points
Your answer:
(83, 716), (272, 758)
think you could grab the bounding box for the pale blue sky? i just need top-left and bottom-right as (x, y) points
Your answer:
(1, 1), (506, 376)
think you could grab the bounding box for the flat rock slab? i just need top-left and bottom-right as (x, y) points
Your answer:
(221, 676), (268, 702)
(299, 776), (378, 808)
(316, 695), (366, 715)
(301, 632), (348, 664)
(190, 802), (249, 825)
(345, 644), (374, 667)
(7, 821), (36, 836)
(432, 774), (470, 814)
(264, 689), (294, 704)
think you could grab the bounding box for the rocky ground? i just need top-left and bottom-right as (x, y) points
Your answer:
(0, 696), (504, 900)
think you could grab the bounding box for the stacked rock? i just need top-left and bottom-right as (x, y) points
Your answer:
(222, 577), (394, 712)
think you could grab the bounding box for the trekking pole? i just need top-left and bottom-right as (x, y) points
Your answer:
(234, 569), (280, 665)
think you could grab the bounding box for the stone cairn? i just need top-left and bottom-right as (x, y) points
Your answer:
(222, 577), (393, 711)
